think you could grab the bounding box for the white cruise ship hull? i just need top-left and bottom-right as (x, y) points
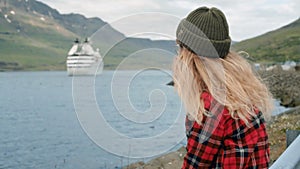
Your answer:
(66, 56), (103, 76)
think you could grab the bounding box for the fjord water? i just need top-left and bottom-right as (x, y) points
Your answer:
(0, 71), (185, 169)
(0, 71), (288, 169)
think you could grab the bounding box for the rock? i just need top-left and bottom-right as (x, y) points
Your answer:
(123, 147), (186, 169)
(259, 69), (300, 108)
(124, 161), (145, 169)
(166, 81), (174, 86)
(281, 94), (293, 107)
(295, 64), (300, 71)
(286, 130), (300, 147)
(292, 97), (300, 107)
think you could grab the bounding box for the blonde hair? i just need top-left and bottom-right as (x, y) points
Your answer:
(173, 47), (273, 125)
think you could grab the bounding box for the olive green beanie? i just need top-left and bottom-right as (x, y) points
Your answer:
(176, 7), (231, 58)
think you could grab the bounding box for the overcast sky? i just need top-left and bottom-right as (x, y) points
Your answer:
(38, 0), (300, 41)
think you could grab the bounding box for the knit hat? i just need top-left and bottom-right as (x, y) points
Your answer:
(176, 7), (231, 58)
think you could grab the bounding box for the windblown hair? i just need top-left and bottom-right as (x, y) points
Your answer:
(173, 46), (273, 125)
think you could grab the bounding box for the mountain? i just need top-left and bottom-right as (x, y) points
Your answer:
(0, 0), (176, 71)
(0, 0), (127, 71)
(3, 0), (297, 71)
(6, 0), (125, 37)
(233, 18), (300, 63)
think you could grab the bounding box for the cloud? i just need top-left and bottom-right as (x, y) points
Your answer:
(39, 0), (299, 41)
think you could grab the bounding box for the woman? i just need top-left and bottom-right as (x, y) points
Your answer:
(172, 7), (273, 169)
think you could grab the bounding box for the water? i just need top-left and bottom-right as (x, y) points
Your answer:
(0, 71), (185, 169)
(0, 71), (289, 169)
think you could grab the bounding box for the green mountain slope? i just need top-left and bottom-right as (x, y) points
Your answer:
(0, 0), (299, 71)
(103, 38), (176, 69)
(0, 0), (124, 71)
(0, 0), (176, 71)
(233, 18), (300, 63)
(0, 2), (72, 70)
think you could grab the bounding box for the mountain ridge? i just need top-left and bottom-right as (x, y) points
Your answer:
(233, 17), (300, 63)
(0, 0), (299, 71)
(0, 0), (176, 71)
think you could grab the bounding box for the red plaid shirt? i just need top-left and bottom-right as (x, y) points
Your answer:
(182, 92), (269, 169)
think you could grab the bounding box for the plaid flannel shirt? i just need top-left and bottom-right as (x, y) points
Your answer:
(182, 92), (269, 169)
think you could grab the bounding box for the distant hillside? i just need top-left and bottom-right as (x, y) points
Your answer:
(101, 38), (176, 69)
(0, 0), (175, 71)
(1, 0), (299, 71)
(0, 0), (125, 71)
(233, 18), (300, 63)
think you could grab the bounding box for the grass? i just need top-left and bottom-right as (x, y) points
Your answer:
(267, 108), (300, 164)
(233, 18), (300, 63)
(0, 6), (77, 71)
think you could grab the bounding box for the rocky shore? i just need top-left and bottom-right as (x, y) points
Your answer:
(124, 69), (300, 169)
(259, 67), (300, 107)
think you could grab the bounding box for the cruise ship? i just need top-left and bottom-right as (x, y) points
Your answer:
(66, 38), (103, 76)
